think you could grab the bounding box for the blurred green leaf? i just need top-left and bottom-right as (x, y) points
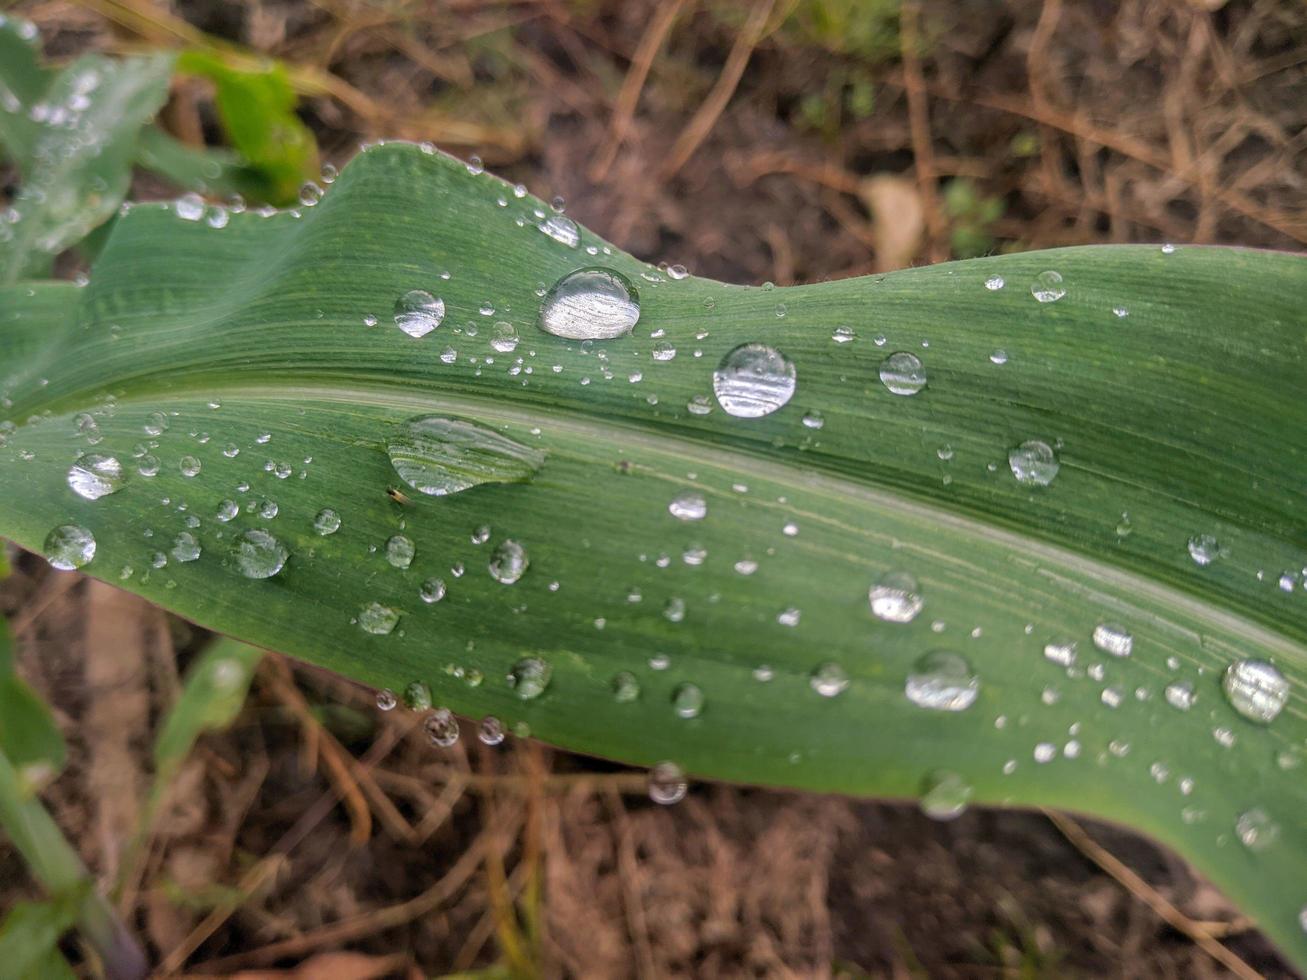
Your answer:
(134, 125), (265, 202)
(0, 18), (173, 284)
(0, 893), (83, 980)
(0, 621), (66, 785)
(176, 49), (317, 206)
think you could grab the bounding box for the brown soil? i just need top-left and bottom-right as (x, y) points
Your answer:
(4, 0), (1306, 976)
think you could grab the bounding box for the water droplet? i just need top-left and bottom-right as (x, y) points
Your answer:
(376, 689), (397, 711)
(216, 500), (239, 523)
(1031, 270), (1066, 303)
(478, 716), (505, 745)
(508, 656), (551, 699)
(393, 289), (445, 338)
(878, 351), (927, 396)
(989, 349), (1008, 365)
(1235, 808), (1279, 851)
(171, 532), (201, 563)
(313, 508), (341, 535)
(648, 761), (687, 805)
(984, 274), (1005, 291)
(810, 662), (849, 697)
(387, 415), (545, 497)
(667, 263), (689, 280)
(663, 597), (686, 622)
(67, 453), (125, 500)
(233, 529), (288, 579)
(1222, 659), (1289, 724)
(403, 681), (432, 710)
(43, 524), (95, 570)
(920, 770), (972, 820)
(1187, 534), (1224, 566)
(1034, 742), (1057, 763)
(669, 491), (707, 521)
(538, 268), (640, 340)
(905, 651), (979, 711)
(610, 671), (641, 703)
(179, 455), (202, 478)
(488, 539), (528, 584)
(1164, 681), (1196, 711)
(490, 321), (519, 352)
(420, 578), (446, 603)
(832, 325), (855, 344)
(539, 213), (580, 247)
(868, 572), (924, 623)
(777, 607), (801, 627)
(1008, 440), (1059, 486)
(712, 344), (796, 418)
(358, 602), (400, 635)
(137, 455), (160, 477)
(651, 341), (677, 362)
(1092, 623), (1133, 658)
(424, 708), (460, 747)
(672, 682), (704, 718)
(175, 192), (205, 221)
(386, 534), (415, 569)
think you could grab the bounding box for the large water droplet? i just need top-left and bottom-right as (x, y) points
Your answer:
(538, 268), (640, 340)
(905, 651), (979, 711)
(313, 508), (341, 535)
(393, 289), (445, 338)
(920, 770), (972, 821)
(668, 490), (707, 521)
(1031, 270), (1066, 303)
(672, 682), (704, 718)
(712, 343), (796, 418)
(539, 214), (580, 247)
(233, 529), (287, 579)
(809, 662), (849, 697)
(1008, 440), (1059, 486)
(878, 352), (926, 396)
(508, 656), (551, 699)
(171, 532), (201, 563)
(1222, 659), (1289, 724)
(648, 761), (687, 805)
(1091, 623), (1133, 658)
(387, 415), (545, 497)
(869, 572), (924, 623)
(488, 539), (528, 584)
(43, 524), (96, 570)
(67, 453), (125, 500)
(1235, 807), (1280, 851)
(358, 602), (400, 635)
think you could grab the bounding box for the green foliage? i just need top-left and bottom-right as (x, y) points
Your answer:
(943, 178), (1005, 258)
(0, 893), (84, 980)
(779, 0), (902, 63)
(0, 622), (66, 785)
(134, 125), (269, 202)
(0, 143), (1305, 967)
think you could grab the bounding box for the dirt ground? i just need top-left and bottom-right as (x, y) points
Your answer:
(4, 0), (1307, 976)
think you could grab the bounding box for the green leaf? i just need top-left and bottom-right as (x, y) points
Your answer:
(0, 143), (1304, 965)
(0, 15), (54, 169)
(0, 36), (174, 284)
(134, 125), (266, 201)
(0, 894), (83, 980)
(0, 621), (67, 784)
(175, 49), (316, 206)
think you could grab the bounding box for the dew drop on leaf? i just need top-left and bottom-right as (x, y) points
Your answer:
(1235, 808), (1280, 851)
(712, 343), (797, 418)
(538, 268), (640, 340)
(869, 571), (924, 623)
(984, 274), (1005, 291)
(66, 452), (125, 501)
(508, 656), (551, 699)
(1008, 440), (1059, 486)
(387, 415), (545, 497)
(1164, 680), (1196, 712)
(905, 651), (979, 711)
(313, 508), (341, 535)
(403, 681), (432, 710)
(539, 214), (580, 247)
(386, 534), (415, 569)
(1091, 623), (1133, 658)
(668, 490), (707, 521)
(420, 578), (446, 603)
(171, 532), (201, 563)
(611, 671), (640, 703)
(424, 708), (459, 747)
(376, 689), (397, 711)
(233, 529), (287, 579)
(358, 602), (399, 635)
(648, 761), (687, 805)
(43, 524), (95, 570)
(393, 289), (445, 338)
(478, 716), (505, 745)
(878, 351), (926, 396)
(920, 770), (972, 821)
(1222, 659), (1289, 724)
(179, 455), (201, 478)
(488, 539), (528, 584)
(1187, 534), (1224, 566)
(809, 662), (849, 697)
(1031, 270), (1066, 303)
(672, 682), (704, 718)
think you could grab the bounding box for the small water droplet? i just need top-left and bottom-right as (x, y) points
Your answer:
(1222, 659), (1289, 724)
(1033, 742), (1057, 764)
(388, 415), (545, 497)
(171, 532), (201, 563)
(905, 651), (979, 711)
(538, 268), (640, 340)
(313, 508), (341, 535)
(1031, 270), (1066, 303)
(672, 682), (704, 718)
(358, 602), (400, 635)
(712, 344), (796, 418)
(508, 656), (551, 699)
(67, 453), (125, 500)
(869, 572), (924, 623)
(802, 410), (825, 430)
(490, 321), (519, 352)
(393, 289), (445, 338)
(179, 455), (202, 478)
(233, 529), (288, 579)
(663, 597), (686, 622)
(1092, 623), (1133, 658)
(920, 770), (972, 820)
(984, 274), (1005, 291)
(668, 490), (707, 521)
(878, 352), (926, 396)
(1164, 681), (1196, 711)
(1008, 440), (1059, 486)
(832, 325), (855, 344)
(539, 213), (580, 247)
(420, 578), (446, 603)
(478, 716), (505, 745)
(216, 499), (239, 522)
(1235, 807), (1279, 851)
(424, 708), (460, 747)
(403, 681), (432, 710)
(648, 761), (687, 804)
(810, 662), (849, 697)
(376, 689), (398, 711)
(386, 534), (415, 569)
(43, 524), (96, 570)
(1187, 534), (1224, 567)
(488, 539), (528, 584)
(989, 349), (1008, 365)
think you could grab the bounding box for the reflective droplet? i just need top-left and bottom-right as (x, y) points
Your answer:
(668, 491), (707, 521)
(1043, 639), (1077, 668)
(393, 289), (445, 338)
(984, 274), (1005, 291)
(672, 682), (704, 718)
(648, 761), (687, 805)
(905, 651), (979, 711)
(216, 499), (239, 522)
(652, 341), (677, 361)
(508, 656), (551, 699)
(137, 455), (160, 478)
(1187, 534), (1224, 567)
(171, 532), (201, 563)
(358, 602), (400, 635)
(386, 534), (415, 569)
(538, 268), (640, 340)
(478, 716), (505, 745)
(233, 529), (288, 579)
(1031, 270), (1066, 303)
(424, 708), (460, 747)
(539, 214), (580, 247)
(387, 415), (545, 497)
(920, 770), (972, 821)
(420, 578), (446, 603)
(1235, 808), (1279, 851)
(490, 321), (519, 352)
(313, 508), (341, 535)
(403, 681), (432, 710)
(809, 662), (849, 697)
(869, 572), (924, 623)
(179, 455), (202, 478)
(878, 351), (926, 396)
(1164, 680), (1196, 711)
(611, 671), (641, 703)
(832, 325), (855, 344)
(1092, 623), (1133, 658)
(376, 689), (398, 711)
(1222, 659), (1289, 724)
(489, 539), (528, 584)
(67, 453), (125, 500)
(1008, 440), (1059, 486)
(712, 343), (796, 418)
(43, 524), (96, 570)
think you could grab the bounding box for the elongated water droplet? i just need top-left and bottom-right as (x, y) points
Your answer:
(386, 534), (415, 569)
(669, 490), (707, 521)
(1092, 623), (1133, 657)
(387, 415), (545, 497)
(869, 571), (924, 623)
(984, 274), (1005, 291)
(393, 289), (445, 338)
(1187, 534), (1224, 566)
(1222, 659), (1289, 724)
(508, 656), (551, 699)
(1043, 639), (1077, 667)
(1008, 440), (1059, 486)
(233, 529), (287, 579)
(1031, 270), (1066, 303)
(67, 453), (125, 500)
(809, 662), (849, 697)
(489, 539), (528, 584)
(539, 214), (580, 247)
(672, 682), (704, 718)
(358, 602), (399, 635)
(313, 508), (341, 535)
(649, 761), (687, 804)
(1165, 681), (1196, 711)
(920, 770), (972, 821)
(171, 532), (201, 563)
(403, 681), (432, 710)
(878, 352), (926, 396)
(611, 671), (641, 703)
(44, 524), (95, 570)
(538, 268), (640, 340)
(905, 651), (979, 711)
(712, 343), (796, 418)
